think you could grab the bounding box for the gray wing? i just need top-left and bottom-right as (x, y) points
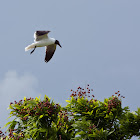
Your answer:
(34, 30), (50, 42)
(45, 44), (56, 63)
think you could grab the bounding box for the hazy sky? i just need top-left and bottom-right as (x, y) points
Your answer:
(0, 1), (140, 138)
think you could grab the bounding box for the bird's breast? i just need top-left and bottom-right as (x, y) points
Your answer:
(36, 38), (55, 47)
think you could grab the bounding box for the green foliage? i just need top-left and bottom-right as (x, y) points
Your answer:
(0, 85), (140, 140)
(66, 87), (140, 139)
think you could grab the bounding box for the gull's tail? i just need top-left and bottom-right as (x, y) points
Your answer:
(25, 44), (36, 51)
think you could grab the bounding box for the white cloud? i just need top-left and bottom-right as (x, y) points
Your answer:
(0, 70), (38, 129)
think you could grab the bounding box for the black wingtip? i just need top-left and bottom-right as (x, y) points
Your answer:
(44, 59), (48, 63)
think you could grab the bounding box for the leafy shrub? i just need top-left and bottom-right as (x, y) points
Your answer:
(1, 85), (139, 140)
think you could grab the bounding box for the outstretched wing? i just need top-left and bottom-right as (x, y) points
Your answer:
(45, 44), (56, 63)
(34, 30), (50, 41)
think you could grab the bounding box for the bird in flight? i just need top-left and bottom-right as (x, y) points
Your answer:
(25, 31), (62, 63)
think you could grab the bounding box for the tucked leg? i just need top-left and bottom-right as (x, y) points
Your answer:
(30, 46), (37, 54)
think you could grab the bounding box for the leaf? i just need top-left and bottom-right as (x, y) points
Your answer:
(39, 115), (44, 119)
(9, 111), (14, 115)
(123, 106), (129, 111)
(65, 100), (71, 103)
(88, 133), (96, 137)
(4, 121), (12, 128)
(24, 96), (26, 101)
(13, 104), (21, 109)
(24, 114), (29, 117)
(135, 107), (140, 115)
(9, 121), (17, 130)
(71, 124), (77, 128)
(7, 115), (12, 119)
(32, 129), (38, 138)
(108, 130), (114, 135)
(104, 114), (109, 118)
(104, 98), (109, 103)
(89, 110), (93, 116)
(75, 131), (86, 136)
(7, 105), (13, 110)
(38, 128), (46, 132)
(100, 128), (103, 134)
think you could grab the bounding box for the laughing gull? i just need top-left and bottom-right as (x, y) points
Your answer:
(25, 30), (62, 63)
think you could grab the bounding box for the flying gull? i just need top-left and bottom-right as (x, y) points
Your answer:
(25, 31), (62, 63)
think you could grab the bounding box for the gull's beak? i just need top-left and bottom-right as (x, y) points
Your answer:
(58, 42), (62, 48)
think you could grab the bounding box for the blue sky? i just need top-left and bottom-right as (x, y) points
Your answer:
(0, 1), (140, 138)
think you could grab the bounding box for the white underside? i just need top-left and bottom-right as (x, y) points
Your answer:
(25, 38), (55, 51)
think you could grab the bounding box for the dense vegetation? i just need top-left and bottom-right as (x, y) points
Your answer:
(0, 85), (140, 139)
